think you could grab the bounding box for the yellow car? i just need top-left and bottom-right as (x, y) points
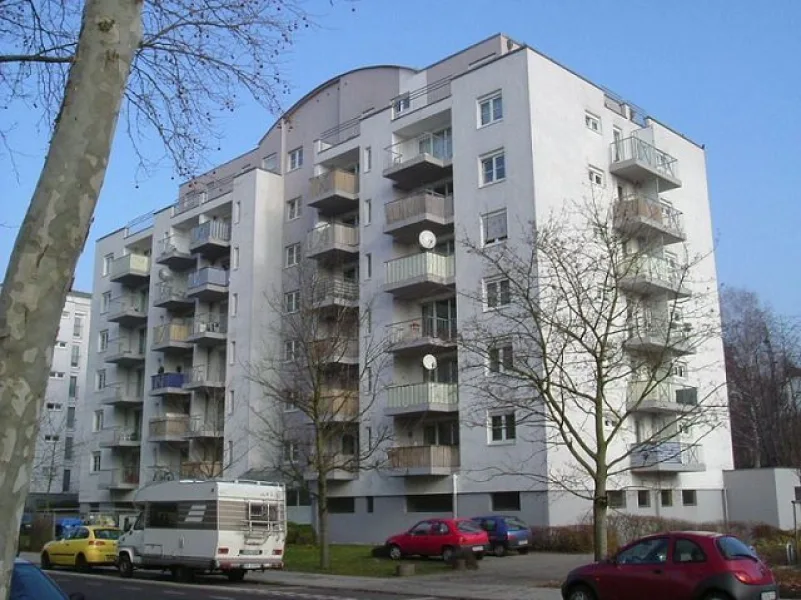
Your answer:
(41, 525), (121, 570)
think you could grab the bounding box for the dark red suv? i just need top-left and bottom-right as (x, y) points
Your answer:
(561, 531), (778, 600)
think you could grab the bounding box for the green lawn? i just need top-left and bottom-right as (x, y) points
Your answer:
(283, 544), (445, 577)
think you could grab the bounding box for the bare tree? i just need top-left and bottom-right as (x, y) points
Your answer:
(248, 258), (391, 569)
(722, 287), (801, 469)
(31, 407), (85, 497)
(458, 197), (727, 560)
(0, 2), (337, 594)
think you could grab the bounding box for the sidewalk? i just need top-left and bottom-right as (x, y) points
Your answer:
(20, 552), (563, 600)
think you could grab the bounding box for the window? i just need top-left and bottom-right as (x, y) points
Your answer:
(489, 412), (516, 443)
(44, 434), (60, 443)
(637, 490), (651, 508)
(95, 369), (106, 390)
(99, 330), (109, 352)
(488, 341), (513, 374)
(103, 253), (114, 276)
(55, 341), (67, 348)
(660, 489), (673, 507)
(49, 371), (65, 379)
(341, 433), (357, 456)
(92, 410), (104, 432)
(227, 440), (234, 467)
(681, 489), (697, 506)
(481, 209), (508, 245)
(73, 314), (84, 338)
(491, 491), (520, 511)
(484, 278), (511, 309)
(671, 363), (687, 378)
(91, 452), (101, 473)
(479, 92), (503, 126)
(62, 469), (71, 492)
(233, 200), (241, 223)
(287, 197), (301, 221)
(287, 146), (304, 171)
(101, 291), (111, 313)
(284, 340), (298, 362)
(70, 345), (80, 368)
(366, 496), (374, 513)
(66, 407), (75, 429)
(262, 153), (278, 172)
(406, 494), (453, 513)
(285, 243), (300, 267)
(364, 253), (372, 279)
(363, 366), (372, 392)
(328, 497), (356, 514)
(46, 402), (63, 411)
(227, 390), (235, 415)
(229, 341), (236, 365)
(608, 490), (626, 508)
(284, 290), (300, 313)
(717, 536), (758, 561)
(363, 146), (372, 172)
(232, 246), (240, 269)
(68, 376), (78, 399)
(231, 293), (239, 317)
(283, 442), (299, 463)
(585, 111), (601, 133)
(616, 537), (669, 565)
(480, 150), (506, 185)
(364, 199), (372, 225)
(588, 167), (604, 186)
(673, 538), (706, 563)
(147, 502), (180, 528)
(64, 437), (74, 460)
(364, 308), (372, 334)
(393, 95), (410, 116)
(61, 310), (69, 318)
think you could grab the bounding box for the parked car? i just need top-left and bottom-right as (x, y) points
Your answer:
(41, 525), (121, 570)
(472, 515), (531, 556)
(11, 558), (85, 600)
(386, 518), (489, 562)
(561, 531), (778, 600)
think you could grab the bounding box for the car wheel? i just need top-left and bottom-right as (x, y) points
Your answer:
(567, 583), (596, 600)
(703, 593), (730, 600)
(75, 554), (89, 572)
(518, 547), (530, 555)
(226, 569), (246, 582)
(40, 552), (52, 570)
(388, 544), (402, 560)
(118, 554), (134, 578)
(492, 543), (507, 557)
(441, 546), (455, 562)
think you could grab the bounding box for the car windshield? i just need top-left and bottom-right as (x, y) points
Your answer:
(94, 529), (121, 540)
(716, 536), (759, 561)
(457, 521), (483, 533)
(503, 517), (528, 531)
(12, 563), (66, 599)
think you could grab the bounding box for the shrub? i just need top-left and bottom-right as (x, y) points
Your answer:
(287, 522), (317, 545)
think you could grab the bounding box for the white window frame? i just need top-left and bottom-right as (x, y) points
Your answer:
(287, 197), (301, 221)
(102, 253), (114, 277)
(95, 368), (106, 390)
(283, 441), (299, 463)
(364, 199), (372, 225)
(478, 91), (503, 127)
(487, 340), (514, 375)
(585, 111), (601, 133)
(483, 277), (511, 310)
(98, 330), (109, 352)
(287, 146), (304, 171)
(283, 339), (298, 362)
(363, 146), (372, 172)
(231, 293), (239, 317)
(480, 150), (506, 186)
(284, 290), (300, 314)
(481, 208), (508, 246)
(364, 253), (372, 280)
(393, 95), (410, 117)
(100, 291), (111, 313)
(487, 411), (516, 444)
(285, 243), (301, 267)
(92, 410), (104, 432)
(91, 452), (101, 473)
(232, 246), (240, 269)
(588, 166), (604, 186)
(227, 389), (235, 415)
(233, 200), (241, 224)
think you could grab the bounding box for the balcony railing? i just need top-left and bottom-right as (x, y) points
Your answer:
(312, 277), (359, 304)
(185, 363), (225, 386)
(629, 441), (703, 471)
(107, 337), (146, 358)
(385, 252), (455, 287)
(317, 117), (360, 152)
(100, 383), (143, 406)
(611, 136), (679, 182)
(154, 281), (189, 305)
(306, 223), (359, 255)
(152, 321), (191, 346)
(180, 461), (223, 479)
(151, 372), (187, 391)
(388, 316), (457, 346)
(620, 256), (688, 295)
(100, 466), (140, 489)
(191, 220), (231, 247)
(108, 296), (147, 319)
(386, 383), (458, 413)
(627, 317), (692, 347)
(318, 389), (359, 419)
(385, 191), (454, 227)
(188, 267), (229, 289)
(149, 415), (190, 438)
(190, 314), (228, 336)
(310, 338), (359, 363)
(385, 131), (453, 168)
(173, 191), (205, 215)
(110, 253), (150, 280)
(614, 195), (684, 239)
(390, 76), (452, 120)
(101, 428), (141, 446)
(309, 169), (359, 199)
(157, 235), (190, 259)
(627, 380), (698, 412)
(187, 414), (224, 437)
(387, 445), (460, 471)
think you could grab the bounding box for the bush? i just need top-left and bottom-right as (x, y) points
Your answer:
(287, 522), (317, 545)
(530, 524), (618, 554)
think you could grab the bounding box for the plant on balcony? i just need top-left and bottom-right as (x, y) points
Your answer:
(459, 196), (726, 561)
(247, 259), (393, 570)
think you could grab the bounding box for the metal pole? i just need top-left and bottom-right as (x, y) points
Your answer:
(794, 501), (799, 565)
(452, 473), (459, 519)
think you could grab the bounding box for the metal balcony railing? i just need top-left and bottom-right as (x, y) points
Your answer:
(180, 461), (223, 479)
(108, 295), (146, 317)
(152, 321), (191, 346)
(188, 267), (229, 289)
(187, 414), (224, 437)
(190, 314), (228, 336)
(157, 235), (190, 258)
(100, 466), (140, 488)
(387, 316), (457, 346)
(385, 252), (455, 286)
(386, 383), (458, 411)
(306, 223), (359, 254)
(629, 441), (703, 470)
(611, 136), (679, 181)
(154, 281), (189, 304)
(385, 191), (454, 226)
(191, 220), (231, 246)
(149, 415), (190, 438)
(385, 131), (453, 168)
(151, 372), (187, 390)
(103, 428), (141, 445)
(185, 363), (225, 386)
(389, 77), (452, 120)
(627, 380), (698, 410)
(173, 191), (205, 215)
(317, 117), (361, 152)
(312, 277), (359, 303)
(614, 194), (684, 237)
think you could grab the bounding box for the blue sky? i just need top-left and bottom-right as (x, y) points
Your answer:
(1, 0), (799, 314)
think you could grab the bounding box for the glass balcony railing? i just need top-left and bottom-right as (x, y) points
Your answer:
(110, 253), (150, 280)
(387, 316), (457, 346)
(385, 252), (455, 287)
(386, 383), (458, 412)
(629, 442), (703, 471)
(385, 191), (454, 228)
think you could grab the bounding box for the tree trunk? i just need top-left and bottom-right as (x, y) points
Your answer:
(0, 2), (142, 598)
(593, 472), (609, 562)
(316, 475), (330, 570)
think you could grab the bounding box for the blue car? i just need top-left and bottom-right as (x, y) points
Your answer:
(11, 558), (84, 600)
(472, 515), (531, 557)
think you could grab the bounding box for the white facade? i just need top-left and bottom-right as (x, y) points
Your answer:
(79, 34), (733, 539)
(27, 289), (92, 502)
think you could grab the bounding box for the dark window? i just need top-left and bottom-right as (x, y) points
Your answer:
(491, 491), (521, 511)
(608, 490), (626, 508)
(73, 527), (90, 540)
(12, 563), (66, 600)
(673, 538), (707, 563)
(432, 521), (451, 535)
(366, 496), (374, 513)
(637, 490), (651, 508)
(94, 529), (121, 540)
(328, 497), (355, 514)
(660, 489), (673, 507)
(480, 519), (497, 532)
(503, 517), (528, 531)
(64, 438), (74, 461)
(616, 537), (669, 565)
(147, 502), (180, 528)
(681, 489), (697, 506)
(409, 521), (433, 535)
(406, 494), (453, 513)
(61, 469), (71, 492)
(716, 536), (758, 561)
(457, 520), (483, 534)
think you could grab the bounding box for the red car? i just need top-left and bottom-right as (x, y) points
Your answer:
(561, 531), (778, 600)
(386, 518), (489, 562)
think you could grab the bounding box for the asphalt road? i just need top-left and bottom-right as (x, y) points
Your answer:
(49, 569), (434, 600)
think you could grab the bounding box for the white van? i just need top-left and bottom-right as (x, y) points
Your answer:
(117, 479), (286, 582)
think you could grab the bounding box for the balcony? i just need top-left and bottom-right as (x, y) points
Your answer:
(187, 267), (229, 302)
(386, 445), (459, 476)
(180, 461), (223, 480)
(610, 136), (681, 190)
(387, 316), (457, 356)
(173, 190), (205, 216)
(149, 415), (190, 442)
(627, 380), (699, 414)
(625, 319), (694, 356)
(384, 252), (455, 299)
(183, 363), (226, 390)
(318, 388), (359, 422)
(383, 132), (453, 190)
(613, 195), (685, 245)
(304, 454), (358, 482)
(153, 281), (193, 311)
(316, 118), (360, 156)
(107, 296), (147, 327)
(306, 223), (359, 263)
(311, 338), (359, 366)
(618, 257), (691, 298)
(308, 169), (359, 215)
(152, 321), (192, 353)
(184, 414), (224, 439)
(150, 372), (190, 396)
(385, 383), (458, 416)
(187, 314), (227, 346)
(629, 442), (704, 473)
(104, 338), (146, 367)
(109, 253), (150, 286)
(99, 428), (141, 449)
(100, 384), (144, 407)
(190, 220), (231, 260)
(384, 191), (454, 243)
(99, 467), (140, 491)
(155, 235), (194, 270)
(312, 277), (359, 311)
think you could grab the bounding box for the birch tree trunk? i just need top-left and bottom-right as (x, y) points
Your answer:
(0, 2), (142, 597)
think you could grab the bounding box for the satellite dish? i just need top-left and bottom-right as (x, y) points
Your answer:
(422, 354), (438, 371)
(158, 268), (173, 281)
(418, 230), (437, 250)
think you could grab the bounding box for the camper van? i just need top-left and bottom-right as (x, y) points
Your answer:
(116, 479), (286, 582)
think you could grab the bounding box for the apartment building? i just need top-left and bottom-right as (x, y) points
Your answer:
(79, 34), (733, 538)
(25, 289), (91, 508)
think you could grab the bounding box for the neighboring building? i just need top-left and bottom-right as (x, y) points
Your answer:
(26, 289), (92, 509)
(78, 34), (733, 539)
(724, 468), (800, 530)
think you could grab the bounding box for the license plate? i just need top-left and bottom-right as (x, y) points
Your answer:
(240, 549), (260, 556)
(761, 592), (776, 600)
(472, 546), (484, 552)
(517, 540), (528, 546)
(242, 563), (260, 569)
